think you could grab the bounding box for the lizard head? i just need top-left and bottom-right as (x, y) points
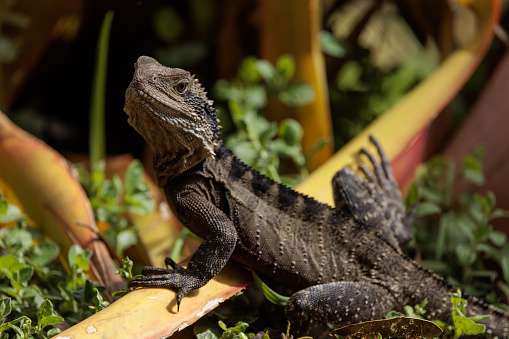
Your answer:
(124, 56), (220, 183)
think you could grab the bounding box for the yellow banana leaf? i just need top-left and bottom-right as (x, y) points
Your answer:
(296, 0), (500, 205)
(56, 262), (251, 339)
(0, 111), (123, 294)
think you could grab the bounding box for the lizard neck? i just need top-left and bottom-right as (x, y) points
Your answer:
(152, 140), (214, 187)
(129, 108), (215, 187)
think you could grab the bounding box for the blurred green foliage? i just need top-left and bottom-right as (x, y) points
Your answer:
(0, 191), (110, 338)
(406, 147), (509, 308)
(213, 55), (315, 186)
(75, 160), (154, 257)
(152, 2), (213, 69)
(323, 31), (438, 149)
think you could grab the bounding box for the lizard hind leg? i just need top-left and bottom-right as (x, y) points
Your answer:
(332, 136), (414, 247)
(360, 135), (415, 245)
(285, 281), (397, 336)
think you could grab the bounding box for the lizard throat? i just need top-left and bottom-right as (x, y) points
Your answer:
(126, 86), (216, 156)
(125, 87), (217, 185)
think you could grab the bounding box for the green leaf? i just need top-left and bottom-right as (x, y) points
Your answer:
(0, 193), (7, 215)
(279, 119), (303, 147)
(37, 299), (54, 319)
(336, 61), (367, 92)
(68, 245), (92, 271)
(89, 288), (110, 313)
(455, 243), (476, 266)
(76, 254), (90, 271)
(258, 121), (277, 147)
(269, 140), (295, 158)
(194, 319), (222, 339)
(453, 316), (486, 336)
(218, 320), (227, 331)
(0, 298), (12, 321)
(2, 226), (33, 249)
(126, 191), (155, 215)
(68, 245), (80, 270)
(416, 202), (441, 217)
(0, 255), (21, 272)
(16, 266), (34, 286)
(320, 30), (346, 57)
(278, 83), (315, 107)
(124, 160), (144, 196)
(463, 168), (485, 186)
(213, 79), (239, 101)
(488, 230), (506, 247)
(255, 60), (276, 83)
(83, 279), (96, 303)
(115, 257), (134, 280)
(0, 203), (22, 223)
(275, 54), (295, 81)
(474, 225), (491, 243)
(468, 314), (491, 322)
(40, 315), (64, 330)
(243, 85), (267, 110)
(47, 327), (62, 337)
(238, 57), (261, 84)
(228, 141), (258, 166)
(405, 183), (419, 210)
(501, 244), (509, 282)
(115, 229), (138, 255)
(462, 153), (483, 171)
(248, 269), (289, 306)
(30, 241), (60, 267)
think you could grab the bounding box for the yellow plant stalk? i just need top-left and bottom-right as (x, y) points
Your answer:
(260, 0), (333, 170)
(0, 111), (123, 294)
(296, 0), (500, 205)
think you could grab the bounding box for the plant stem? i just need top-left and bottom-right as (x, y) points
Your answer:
(89, 10), (114, 172)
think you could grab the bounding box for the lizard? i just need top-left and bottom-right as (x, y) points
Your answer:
(125, 55), (509, 338)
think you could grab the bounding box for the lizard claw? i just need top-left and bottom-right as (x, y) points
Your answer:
(128, 262), (198, 313)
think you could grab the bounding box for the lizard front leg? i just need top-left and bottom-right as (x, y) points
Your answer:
(129, 189), (238, 309)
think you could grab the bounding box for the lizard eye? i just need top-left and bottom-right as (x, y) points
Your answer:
(175, 82), (188, 94)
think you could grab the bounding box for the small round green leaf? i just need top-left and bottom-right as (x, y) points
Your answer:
(278, 83), (315, 107)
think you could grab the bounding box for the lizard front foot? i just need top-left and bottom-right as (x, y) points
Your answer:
(129, 257), (199, 310)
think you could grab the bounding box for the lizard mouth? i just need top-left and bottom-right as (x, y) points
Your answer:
(125, 84), (174, 122)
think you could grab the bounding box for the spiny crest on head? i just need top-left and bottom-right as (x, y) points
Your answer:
(188, 73), (222, 139)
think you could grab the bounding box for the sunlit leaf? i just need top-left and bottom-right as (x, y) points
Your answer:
(276, 54), (295, 81)
(0, 204), (22, 223)
(278, 83), (315, 107)
(416, 202), (441, 217)
(320, 30), (346, 57)
(238, 57), (261, 84)
(453, 316), (486, 336)
(30, 241), (60, 267)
